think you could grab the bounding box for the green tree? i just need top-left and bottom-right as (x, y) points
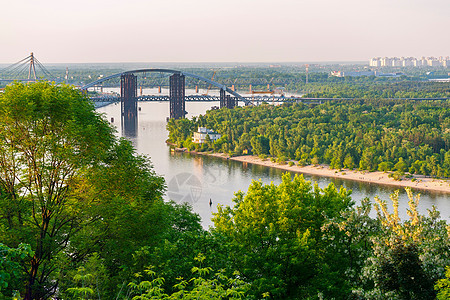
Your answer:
(0, 82), (115, 299)
(394, 157), (408, 173)
(321, 198), (380, 296)
(378, 161), (393, 172)
(64, 139), (166, 298)
(212, 173), (352, 299)
(343, 153), (356, 169)
(355, 189), (449, 299)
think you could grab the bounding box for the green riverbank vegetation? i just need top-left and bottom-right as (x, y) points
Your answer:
(168, 99), (450, 179)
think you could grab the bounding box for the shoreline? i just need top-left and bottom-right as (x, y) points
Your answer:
(230, 155), (450, 194)
(166, 143), (450, 194)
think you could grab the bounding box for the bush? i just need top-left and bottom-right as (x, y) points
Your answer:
(277, 156), (287, 165)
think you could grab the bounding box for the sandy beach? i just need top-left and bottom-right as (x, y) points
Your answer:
(229, 155), (450, 194)
(168, 142), (450, 194)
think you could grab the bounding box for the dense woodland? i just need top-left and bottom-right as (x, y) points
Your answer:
(1, 82), (450, 299)
(301, 81), (450, 99)
(168, 99), (450, 179)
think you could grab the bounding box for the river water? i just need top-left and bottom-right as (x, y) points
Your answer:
(97, 94), (450, 228)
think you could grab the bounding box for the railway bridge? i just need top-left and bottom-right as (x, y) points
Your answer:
(80, 69), (248, 120)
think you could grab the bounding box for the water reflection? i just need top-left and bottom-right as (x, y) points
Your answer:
(122, 106), (138, 137)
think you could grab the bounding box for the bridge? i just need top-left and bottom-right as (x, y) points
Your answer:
(1, 54), (316, 120)
(80, 68), (253, 119)
(0, 54), (246, 118)
(89, 94), (325, 104)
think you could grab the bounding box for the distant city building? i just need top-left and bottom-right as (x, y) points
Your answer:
(401, 57), (414, 67)
(369, 58), (381, 67)
(392, 58), (401, 67)
(369, 56), (449, 67)
(193, 127), (221, 144)
(427, 58), (440, 67)
(381, 57), (392, 67)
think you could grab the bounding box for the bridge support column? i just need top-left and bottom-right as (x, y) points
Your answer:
(226, 95), (237, 109)
(121, 73), (138, 136)
(220, 89), (226, 108)
(170, 73), (185, 119)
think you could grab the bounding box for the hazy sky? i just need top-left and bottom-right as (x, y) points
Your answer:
(1, 0), (448, 63)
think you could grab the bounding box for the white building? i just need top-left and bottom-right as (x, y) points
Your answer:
(420, 57), (428, 66)
(381, 57), (392, 67)
(401, 57), (414, 67)
(370, 58), (381, 67)
(369, 56), (449, 68)
(428, 57), (440, 67)
(392, 58), (402, 67)
(193, 127), (221, 144)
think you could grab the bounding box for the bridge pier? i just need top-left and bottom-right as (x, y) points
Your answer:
(169, 73), (185, 119)
(226, 95), (237, 109)
(220, 89), (237, 109)
(220, 89), (226, 108)
(121, 73), (138, 136)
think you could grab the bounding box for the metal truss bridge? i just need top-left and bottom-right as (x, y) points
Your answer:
(90, 94), (325, 104)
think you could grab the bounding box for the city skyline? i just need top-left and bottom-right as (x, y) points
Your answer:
(1, 0), (449, 64)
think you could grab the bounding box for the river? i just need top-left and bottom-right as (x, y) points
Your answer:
(96, 94), (450, 228)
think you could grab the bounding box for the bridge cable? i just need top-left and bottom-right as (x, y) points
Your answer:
(0, 53), (54, 81)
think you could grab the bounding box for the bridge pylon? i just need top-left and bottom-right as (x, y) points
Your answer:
(121, 73), (138, 136)
(169, 73), (185, 119)
(226, 95), (237, 109)
(220, 89), (226, 108)
(220, 89), (237, 109)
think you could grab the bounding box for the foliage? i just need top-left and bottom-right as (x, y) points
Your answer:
(0, 81), (115, 299)
(128, 254), (249, 300)
(303, 81), (450, 99)
(321, 198), (380, 296)
(0, 82), (168, 299)
(435, 266), (450, 300)
(353, 188), (450, 299)
(212, 173), (352, 299)
(0, 243), (33, 297)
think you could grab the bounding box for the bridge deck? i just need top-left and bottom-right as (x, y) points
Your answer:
(89, 94), (323, 103)
(89, 94), (449, 103)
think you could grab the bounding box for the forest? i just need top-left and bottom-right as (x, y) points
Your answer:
(168, 99), (450, 179)
(1, 82), (450, 299)
(300, 81), (450, 99)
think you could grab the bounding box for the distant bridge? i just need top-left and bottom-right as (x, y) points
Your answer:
(90, 94), (325, 104)
(80, 68), (253, 119)
(81, 69), (248, 102)
(90, 94), (450, 104)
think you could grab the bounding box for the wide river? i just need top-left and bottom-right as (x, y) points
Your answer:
(97, 91), (450, 228)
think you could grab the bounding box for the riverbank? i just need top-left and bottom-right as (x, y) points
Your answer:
(166, 142), (450, 194)
(230, 155), (450, 194)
